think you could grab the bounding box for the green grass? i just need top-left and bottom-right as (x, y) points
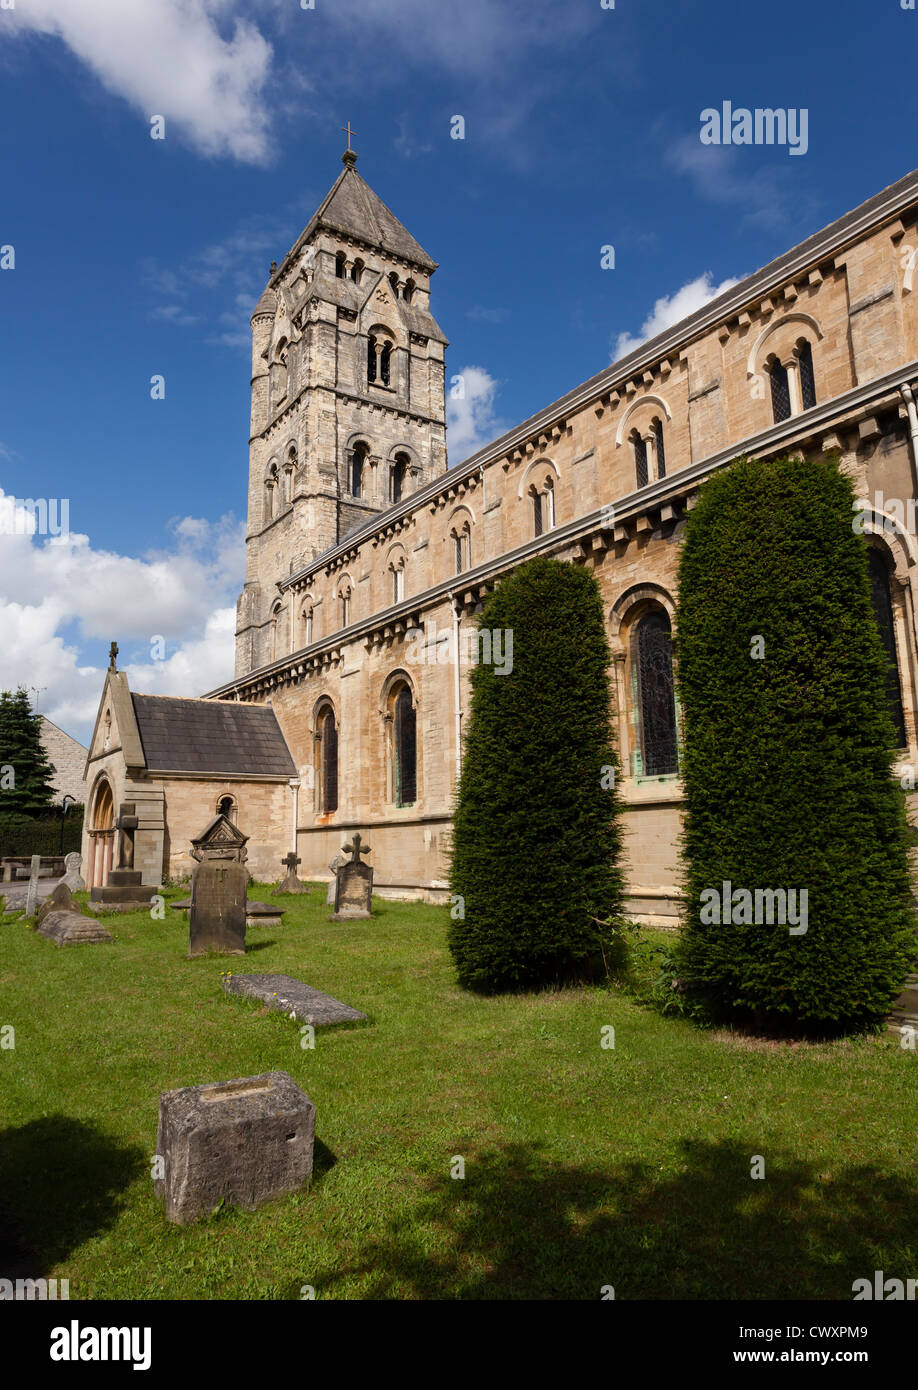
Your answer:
(1, 886), (916, 1300)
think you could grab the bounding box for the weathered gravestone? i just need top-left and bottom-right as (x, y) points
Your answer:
(154, 1071), (315, 1225)
(189, 861), (247, 958)
(36, 886), (112, 945)
(61, 852), (85, 893)
(276, 852), (308, 895)
(222, 973), (367, 1026)
(187, 813), (250, 958)
(24, 855), (41, 918)
(331, 833), (373, 920)
(326, 851), (347, 907)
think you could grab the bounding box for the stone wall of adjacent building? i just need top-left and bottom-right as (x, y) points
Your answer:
(40, 718), (87, 806)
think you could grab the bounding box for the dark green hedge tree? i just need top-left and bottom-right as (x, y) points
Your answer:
(676, 454), (916, 1031)
(449, 556), (624, 992)
(0, 687), (57, 817)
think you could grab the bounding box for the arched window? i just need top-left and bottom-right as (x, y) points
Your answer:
(380, 342), (392, 387)
(284, 446), (297, 506)
(217, 795), (236, 823)
(391, 452), (409, 503)
(544, 478), (555, 529)
(351, 443), (367, 498)
(302, 605), (313, 647)
(339, 585), (351, 627)
(632, 431), (649, 489)
(264, 463), (278, 523)
(392, 683), (416, 807)
(769, 357), (791, 423)
(531, 487), (543, 537)
(350, 259), (363, 284)
(404, 278), (415, 304)
(653, 418), (666, 479)
(335, 251), (346, 279)
(368, 333), (378, 384)
(797, 340), (817, 410)
(270, 602), (284, 661)
(316, 706), (338, 814)
(868, 549), (907, 747)
(392, 562), (405, 603)
(633, 610), (679, 776)
(389, 272), (400, 297)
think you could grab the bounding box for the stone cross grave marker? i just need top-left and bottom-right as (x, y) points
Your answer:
(332, 833), (373, 920)
(61, 852), (85, 893)
(277, 851), (308, 895)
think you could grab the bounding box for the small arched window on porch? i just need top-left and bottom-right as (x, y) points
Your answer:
(391, 682), (417, 807)
(315, 704), (338, 814)
(868, 548), (907, 747)
(217, 795), (237, 824)
(633, 610), (679, 776)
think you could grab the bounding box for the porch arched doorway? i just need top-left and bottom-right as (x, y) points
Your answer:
(89, 778), (116, 888)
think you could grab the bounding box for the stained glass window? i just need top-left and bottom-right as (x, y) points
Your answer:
(634, 434), (648, 488)
(770, 361), (791, 422)
(798, 341), (817, 410)
(394, 686), (416, 806)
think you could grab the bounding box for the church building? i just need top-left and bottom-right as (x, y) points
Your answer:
(84, 149), (918, 918)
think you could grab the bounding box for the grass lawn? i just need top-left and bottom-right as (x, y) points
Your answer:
(1, 885), (915, 1300)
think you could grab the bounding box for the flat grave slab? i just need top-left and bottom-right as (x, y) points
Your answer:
(222, 972), (367, 1027)
(37, 910), (113, 946)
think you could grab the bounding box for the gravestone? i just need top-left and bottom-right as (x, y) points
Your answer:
(36, 881), (76, 926)
(154, 1071), (315, 1225)
(331, 833), (373, 920)
(61, 852), (85, 893)
(276, 852), (308, 895)
(190, 813), (249, 866)
(326, 852), (347, 907)
(24, 855), (41, 917)
(222, 973), (367, 1026)
(189, 860), (247, 958)
(245, 900), (284, 928)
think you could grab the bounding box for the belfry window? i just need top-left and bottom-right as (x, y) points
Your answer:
(335, 252), (346, 279)
(368, 334), (377, 384)
(770, 359), (791, 423)
(634, 610), (679, 776)
(351, 443), (367, 498)
(391, 453), (408, 504)
(798, 340), (817, 411)
(380, 342), (392, 387)
(868, 549), (907, 747)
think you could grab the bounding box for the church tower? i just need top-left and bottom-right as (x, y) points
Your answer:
(235, 145), (449, 677)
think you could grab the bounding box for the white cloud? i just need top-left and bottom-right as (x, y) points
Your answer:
(5, 0), (274, 163)
(0, 492), (244, 743)
(446, 366), (506, 462)
(612, 271), (742, 362)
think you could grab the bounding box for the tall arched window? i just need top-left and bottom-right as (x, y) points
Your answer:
(404, 278), (415, 304)
(868, 549), (907, 747)
(350, 258), (363, 284)
(339, 585), (351, 628)
(264, 463), (278, 523)
(351, 443), (367, 498)
(393, 683), (417, 807)
(391, 452), (408, 503)
(531, 487), (543, 538)
(335, 251), (346, 279)
(653, 418), (666, 479)
(797, 340), (817, 410)
(392, 560), (405, 603)
(302, 605), (313, 647)
(769, 357), (791, 423)
(217, 795), (236, 823)
(633, 610), (679, 776)
(270, 602), (284, 661)
(368, 333), (378, 384)
(452, 521), (471, 574)
(389, 272), (400, 297)
(284, 446), (297, 506)
(633, 431), (649, 488)
(544, 477), (555, 529)
(380, 342), (392, 387)
(316, 705), (338, 814)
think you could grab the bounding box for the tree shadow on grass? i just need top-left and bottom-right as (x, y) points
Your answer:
(312, 1138), (918, 1300)
(0, 1117), (146, 1277)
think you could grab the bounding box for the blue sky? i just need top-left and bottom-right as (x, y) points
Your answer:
(1, 0), (916, 741)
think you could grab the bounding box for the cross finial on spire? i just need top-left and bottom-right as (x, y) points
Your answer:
(341, 120), (357, 152)
(341, 121), (358, 166)
(108, 641), (118, 671)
